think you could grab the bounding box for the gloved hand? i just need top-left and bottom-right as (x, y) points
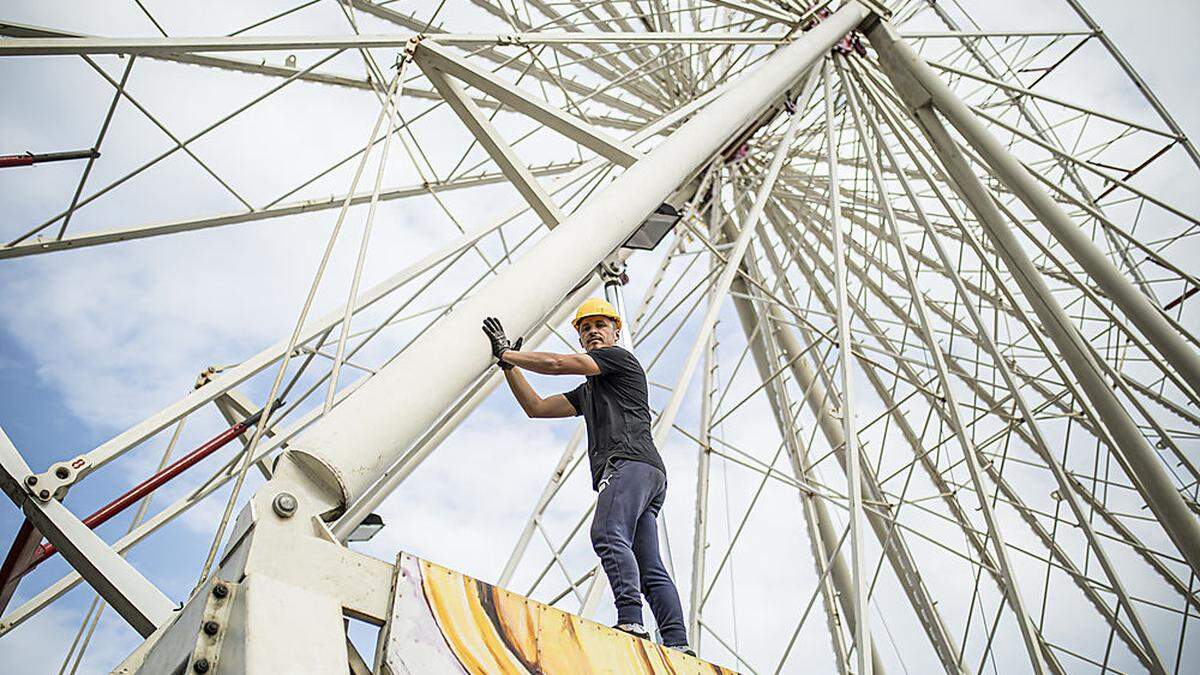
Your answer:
(482, 317), (522, 370)
(499, 337), (523, 371)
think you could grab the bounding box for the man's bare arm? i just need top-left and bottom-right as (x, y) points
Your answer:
(502, 349), (600, 376)
(504, 368), (578, 418)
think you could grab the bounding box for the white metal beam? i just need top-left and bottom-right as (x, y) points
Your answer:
(420, 64), (567, 225)
(868, 20), (1200, 579)
(822, 57), (873, 675)
(0, 32), (790, 56)
(0, 165), (578, 260)
(273, 2), (871, 511)
(416, 40), (642, 167)
(869, 21), (1200, 401)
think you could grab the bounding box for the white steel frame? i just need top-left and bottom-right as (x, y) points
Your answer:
(1, 0), (1198, 673)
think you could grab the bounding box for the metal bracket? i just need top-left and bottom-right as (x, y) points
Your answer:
(28, 455), (87, 501)
(598, 256), (628, 285)
(403, 34), (424, 62)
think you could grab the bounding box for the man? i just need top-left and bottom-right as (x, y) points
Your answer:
(481, 298), (693, 655)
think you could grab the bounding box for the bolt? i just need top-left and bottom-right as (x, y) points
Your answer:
(203, 620), (220, 636)
(272, 492), (298, 518)
(38, 489), (50, 500)
(193, 658), (210, 673)
(212, 584), (229, 599)
(24, 476), (37, 487)
(55, 467), (70, 479)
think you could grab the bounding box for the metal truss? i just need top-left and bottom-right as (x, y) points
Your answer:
(1, 0), (1198, 673)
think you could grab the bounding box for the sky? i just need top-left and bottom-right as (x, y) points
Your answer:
(1, 1), (1199, 673)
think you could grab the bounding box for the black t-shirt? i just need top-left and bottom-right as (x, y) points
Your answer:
(562, 345), (667, 490)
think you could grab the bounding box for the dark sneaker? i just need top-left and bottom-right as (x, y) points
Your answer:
(666, 644), (697, 657)
(614, 623), (652, 640)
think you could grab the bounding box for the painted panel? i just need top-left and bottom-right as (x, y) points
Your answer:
(379, 552), (738, 674)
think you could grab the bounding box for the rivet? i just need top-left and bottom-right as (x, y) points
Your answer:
(212, 584), (229, 599)
(203, 620), (220, 636)
(193, 658), (210, 673)
(55, 467), (70, 479)
(24, 476), (37, 486)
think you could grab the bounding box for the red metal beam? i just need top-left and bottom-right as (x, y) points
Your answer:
(0, 519), (42, 613)
(0, 148), (99, 169)
(1, 401), (278, 585)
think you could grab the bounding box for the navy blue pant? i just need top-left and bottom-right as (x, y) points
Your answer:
(590, 459), (688, 647)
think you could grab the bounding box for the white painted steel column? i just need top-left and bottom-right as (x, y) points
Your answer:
(839, 55), (1048, 673)
(688, 169), (722, 649)
(822, 57), (872, 675)
(331, 275), (609, 539)
(867, 21), (1200, 578)
(651, 103), (805, 454)
(276, 2), (871, 511)
(866, 20), (1200, 400)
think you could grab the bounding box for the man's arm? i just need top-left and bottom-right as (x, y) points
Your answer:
(504, 368), (578, 418)
(502, 349), (601, 376)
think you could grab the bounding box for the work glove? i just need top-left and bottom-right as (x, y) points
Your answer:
(500, 337), (523, 371)
(482, 317), (522, 370)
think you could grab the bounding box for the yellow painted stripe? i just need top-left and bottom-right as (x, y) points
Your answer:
(417, 557), (740, 674)
(421, 560), (530, 674)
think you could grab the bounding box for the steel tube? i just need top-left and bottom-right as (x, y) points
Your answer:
(867, 22), (1200, 577)
(279, 2), (870, 508)
(822, 57), (874, 675)
(867, 20), (1200, 401)
(0, 149), (97, 168)
(857, 81), (1165, 671)
(728, 245), (885, 674)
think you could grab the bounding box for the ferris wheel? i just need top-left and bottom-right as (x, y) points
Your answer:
(1, 0), (1198, 673)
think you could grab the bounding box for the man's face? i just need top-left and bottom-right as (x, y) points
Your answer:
(577, 316), (619, 351)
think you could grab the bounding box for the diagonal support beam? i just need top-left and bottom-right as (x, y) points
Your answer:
(0, 164), (577, 260)
(0, 426), (173, 637)
(419, 62), (567, 225)
(415, 40), (642, 168)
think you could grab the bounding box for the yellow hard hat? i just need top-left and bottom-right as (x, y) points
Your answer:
(573, 297), (622, 330)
